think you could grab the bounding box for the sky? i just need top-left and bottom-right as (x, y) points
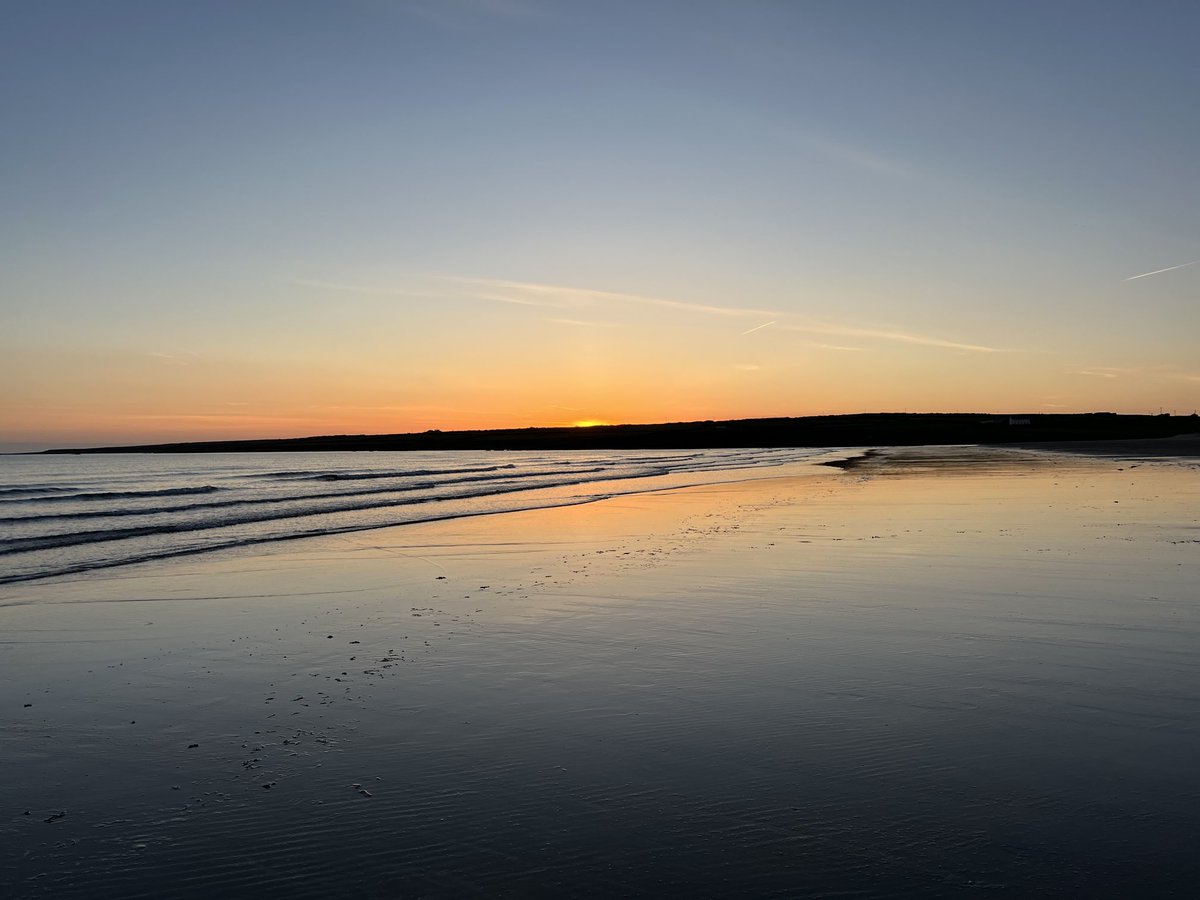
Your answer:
(3, 0), (1198, 449)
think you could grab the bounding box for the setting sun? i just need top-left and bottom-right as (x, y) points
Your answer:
(572, 420), (608, 428)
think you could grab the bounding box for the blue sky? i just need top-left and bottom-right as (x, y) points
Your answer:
(3, 1), (1198, 448)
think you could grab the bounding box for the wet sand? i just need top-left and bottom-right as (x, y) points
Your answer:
(1007, 433), (1200, 459)
(3, 449), (1199, 897)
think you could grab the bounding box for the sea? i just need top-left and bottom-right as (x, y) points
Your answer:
(0, 448), (832, 585)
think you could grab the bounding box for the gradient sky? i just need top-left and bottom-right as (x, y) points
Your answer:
(3, 0), (1198, 449)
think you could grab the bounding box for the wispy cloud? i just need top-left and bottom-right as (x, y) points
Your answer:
(1124, 259), (1200, 281)
(452, 277), (1004, 352)
(735, 364), (762, 371)
(808, 342), (865, 352)
(740, 321), (776, 336)
(147, 350), (199, 367)
(1070, 365), (1200, 384)
(545, 318), (619, 328)
(779, 322), (1003, 353)
(855, 330), (1000, 353)
(122, 412), (317, 423)
(474, 291), (575, 309)
(443, 275), (782, 319)
(295, 271), (1007, 354)
(1074, 365), (1140, 379)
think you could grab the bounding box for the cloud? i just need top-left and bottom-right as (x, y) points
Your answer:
(735, 364), (762, 371)
(1073, 366), (1145, 379)
(122, 412), (318, 423)
(545, 318), (619, 328)
(779, 322), (1003, 353)
(449, 277), (1004, 352)
(740, 321), (776, 336)
(474, 292), (574, 309)
(1070, 366), (1200, 384)
(443, 275), (783, 319)
(147, 351), (199, 367)
(297, 271), (1006, 354)
(808, 342), (865, 352)
(1124, 260), (1200, 281)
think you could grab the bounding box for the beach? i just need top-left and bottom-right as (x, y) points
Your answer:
(3, 447), (1198, 897)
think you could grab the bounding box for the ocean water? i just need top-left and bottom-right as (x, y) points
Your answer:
(0, 448), (832, 584)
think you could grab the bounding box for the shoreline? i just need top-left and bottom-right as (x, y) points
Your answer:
(0, 452), (848, 588)
(825, 437), (1200, 472)
(1007, 433), (1200, 457)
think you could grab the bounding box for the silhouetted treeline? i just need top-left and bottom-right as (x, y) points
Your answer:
(42, 412), (1198, 454)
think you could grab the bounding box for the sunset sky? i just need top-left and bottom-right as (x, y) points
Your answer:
(3, 1), (1198, 449)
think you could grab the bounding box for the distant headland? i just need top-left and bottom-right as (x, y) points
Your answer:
(40, 412), (1199, 454)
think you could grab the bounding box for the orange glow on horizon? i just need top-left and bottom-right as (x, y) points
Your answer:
(5, 333), (1198, 449)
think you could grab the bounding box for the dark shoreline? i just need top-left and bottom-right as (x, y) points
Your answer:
(39, 412), (1199, 454)
(1009, 434), (1200, 457)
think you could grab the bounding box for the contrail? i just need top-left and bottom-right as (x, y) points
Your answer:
(1125, 259), (1200, 281)
(741, 320), (777, 335)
